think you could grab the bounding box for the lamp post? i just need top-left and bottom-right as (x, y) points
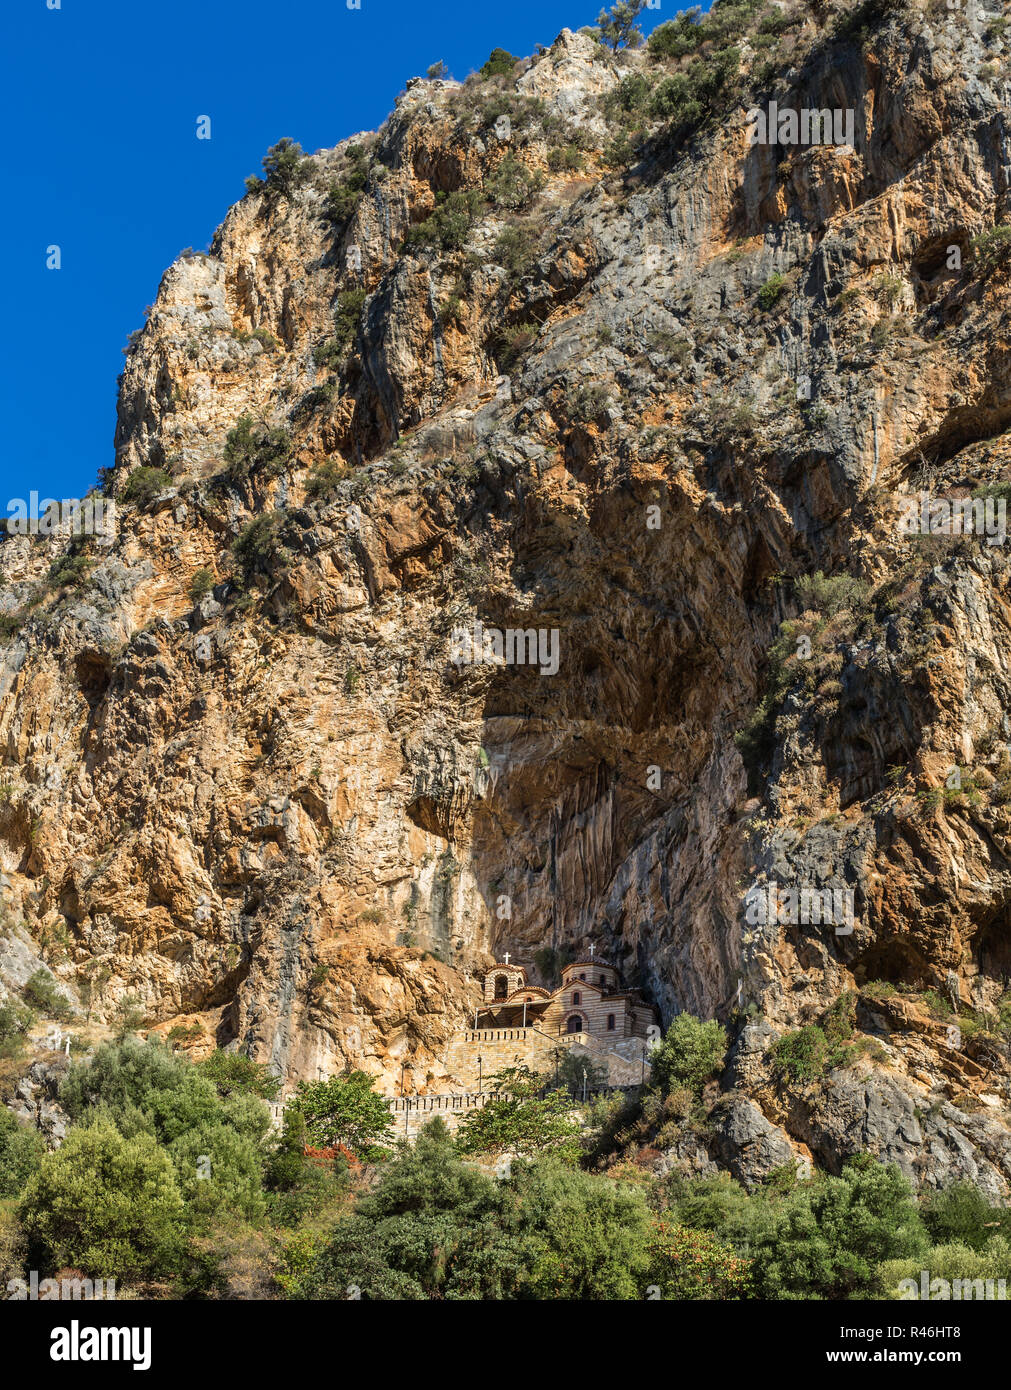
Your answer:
(477, 1054), (483, 1094)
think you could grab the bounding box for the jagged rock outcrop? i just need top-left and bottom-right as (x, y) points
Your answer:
(3, 0), (1011, 1187)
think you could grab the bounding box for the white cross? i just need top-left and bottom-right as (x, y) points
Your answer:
(503, 952), (511, 966)
(589, 944), (595, 959)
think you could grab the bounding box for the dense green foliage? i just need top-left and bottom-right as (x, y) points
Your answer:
(651, 1014), (728, 1097)
(222, 414), (291, 485)
(294, 1120), (653, 1300)
(20, 1119), (187, 1279)
(478, 47), (518, 77)
(289, 1070), (394, 1156)
(0, 1107), (45, 1198)
(123, 466), (172, 505)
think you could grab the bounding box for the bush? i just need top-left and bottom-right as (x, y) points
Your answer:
(758, 272), (787, 310)
(878, 1237), (1011, 1298)
(650, 1014), (728, 1097)
(667, 1153), (927, 1300)
(123, 466), (172, 506)
(547, 145), (584, 172)
(231, 512), (287, 585)
(295, 1121), (519, 1299)
(648, 1218), (752, 1298)
(648, 9), (706, 59)
(405, 190), (483, 254)
(494, 223), (540, 280)
(486, 156), (544, 211)
(494, 321), (539, 369)
(60, 1037), (269, 1148)
(188, 567), (214, 604)
(0, 1107), (45, 1197)
(972, 226), (1011, 277)
(921, 1182), (1009, 1252)
(455, 1068), (583, 1162)
(304, 459), (349, 501)
(770, 1024), (830, 1082)
(335, 287), (367, 349)
(246, 137), (308, 200)
(19, 1119), (187, 1280)
(46, 552), (93, 591)
(222, 415), (291, 485)
(23, 970), (73, 1022)
(794, 570), (870, 618)
(0, 1000), (34, 1057)
(167, 1122), (266, 1227)
(479, 47), (518, 77)
(597, 0), (646, 52)
(326, 145), (369, 225)
(198, 1050), (279, 1101)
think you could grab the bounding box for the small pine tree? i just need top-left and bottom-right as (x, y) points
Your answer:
(248, 138), (308, 200)
(597, 0), (646, 51)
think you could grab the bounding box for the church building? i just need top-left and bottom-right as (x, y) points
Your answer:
(476, 953), (657, 1038)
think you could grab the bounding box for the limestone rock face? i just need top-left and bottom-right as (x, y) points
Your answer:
(3, 1), (1011, 1187)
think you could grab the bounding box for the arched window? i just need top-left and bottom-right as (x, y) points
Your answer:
(607, 1014), (616, 1031)
(494, 974), (508, 999)
(566, 1014), (582, 1034)
(579, 973), (586, 981)
(599, 975), (606, 988)
(572, 991), (581, 1005)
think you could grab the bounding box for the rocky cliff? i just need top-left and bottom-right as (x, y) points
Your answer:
(3, 0), (1011, 1191)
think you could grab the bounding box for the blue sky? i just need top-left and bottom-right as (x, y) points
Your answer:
(3, 0), (676, 505)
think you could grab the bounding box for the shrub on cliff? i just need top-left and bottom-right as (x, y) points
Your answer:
(479, 47), (518, 77)
(231, 512), (288, 586)
(597, 0), (646, 51)
(0, 999), (34, 1058)
(23, 969), (74, 1023)
(650, 1014), (728, 1098)
(123, 466), (171, 506)
(222, 415), (291, 485)
(405, 189), (483, 254)
(486, 155), (545, 211)
(246, 137), (309, 200)
(972, 225), (1011, 278)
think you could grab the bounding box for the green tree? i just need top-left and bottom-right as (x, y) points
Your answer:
(0, 1108), (45, 1198)
(651, 1013), (728, 1097)
(247, 137), (308, 199)
(167, 1122), (266, 1226)
(648, 1219), (753, 1299)
(479, 47), (518, 77)
(454, 1066), (583, 1161)
(19, 1119), (186, 1279)
(198, 1050), (280, 1101)
(297, 1121), (522, 1299)
(597, 0), (646, 50)
(291, 1070), (394, 1156)
(509, 1158), (653, 1299)
(222, 414), (290, 484)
